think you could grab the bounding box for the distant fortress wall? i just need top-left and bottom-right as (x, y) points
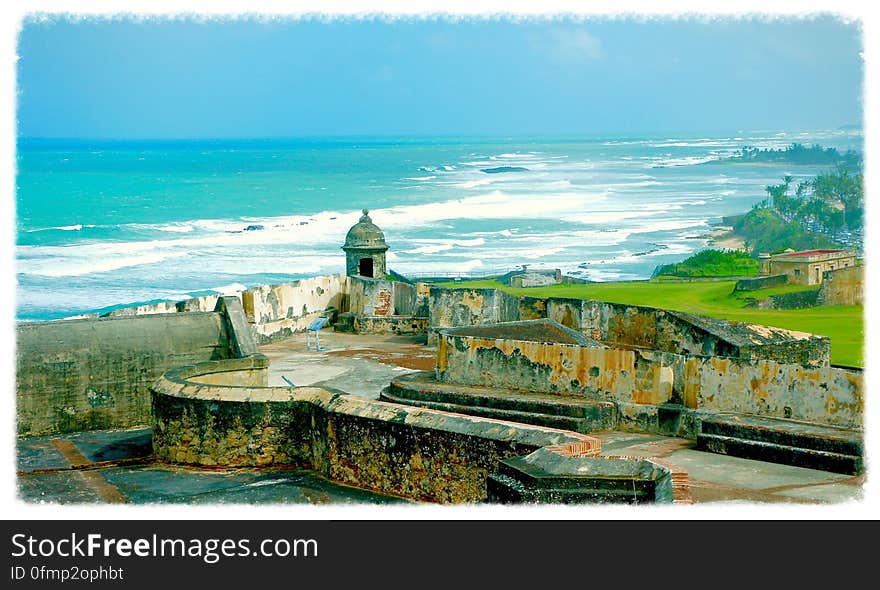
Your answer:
(241, 274), (346, 342)
(818, 265), (864, 306)
(65, 277), (830, 369)
(84, 274), (348, 344)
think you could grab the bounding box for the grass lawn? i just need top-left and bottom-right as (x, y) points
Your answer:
(433, 279), (863, 367)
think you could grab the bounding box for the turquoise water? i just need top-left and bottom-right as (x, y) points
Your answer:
(15, 130), (863, 320)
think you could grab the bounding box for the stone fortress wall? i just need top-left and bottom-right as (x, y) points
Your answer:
(436, 330), (862, 430)
(17, 270), (859, 438)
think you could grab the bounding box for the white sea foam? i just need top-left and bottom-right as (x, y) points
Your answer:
(404, 244), (454, 255)
(522, 247), (565, 259)
(404, 176), (436, 181)
(649, 141), (734, 148)
(21, 250), (188, 277)
(652, 155), (721, 167)
(151, 222), (196, 233)
(455, 178), (493, 189)
(209, 283), (248, 295)
(459, 259), (483, 271)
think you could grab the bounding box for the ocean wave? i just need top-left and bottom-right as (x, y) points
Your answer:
(648, 140), (734, 148)
(403, 176), (436, 181)
(459, 259), (483, 271)
(651, 155), (721, 168)
(209, 283), (248, 295)
(523, 247), (565, 259)
(21, 250), (188, 277)
(25, 223), (94, 233)
(404, 244), (454, 255)
(455, 178), (493, 189)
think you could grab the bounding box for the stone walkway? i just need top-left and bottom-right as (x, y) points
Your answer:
(16, 428), (406, 505)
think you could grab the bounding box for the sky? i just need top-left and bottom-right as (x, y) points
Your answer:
(15, 14), (864, 139)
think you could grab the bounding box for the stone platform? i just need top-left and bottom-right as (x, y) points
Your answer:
(696, 414), (863, 475)
(382, 371), (617, 433)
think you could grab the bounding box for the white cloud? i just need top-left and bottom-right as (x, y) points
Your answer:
(537, 28), (605, 63)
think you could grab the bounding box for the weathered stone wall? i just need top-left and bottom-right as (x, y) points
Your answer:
(519, 296), (548, 321)
(436, 334), (675, 407)
(544, 297), (828, 366)
(16, 312), (232, 437)
(509, 270), (561, 288)
(734, 274), (788, 292)
(93, 274), (346, 343)
(151, 356), (595, 503)
(428, 288), (520, 333)
(348, 276), (417, 317)
(683, 357), (863, 428)
(242, 275), (345, 342)
(353, 316), (430, 335)
(749, 289), (821, 310)
(818, 265), (864, 306)
(436, 333), (861, 429)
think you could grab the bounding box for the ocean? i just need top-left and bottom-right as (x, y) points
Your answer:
(15, 129), (863, 321)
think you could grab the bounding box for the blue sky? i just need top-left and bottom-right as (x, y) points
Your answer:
(16, 15), (864, 138)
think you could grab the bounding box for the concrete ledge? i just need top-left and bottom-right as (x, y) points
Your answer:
(354, 315), (429, 335)
(487, 450), (680, 504)
(384, 371), (618, 433)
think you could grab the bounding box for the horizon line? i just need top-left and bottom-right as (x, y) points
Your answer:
(16, 126), (865, 143)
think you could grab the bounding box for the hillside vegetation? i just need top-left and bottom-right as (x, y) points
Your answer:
(733, 208), (840, 254)
(653, 249), (757, 278)
(721, 143), (862, 168)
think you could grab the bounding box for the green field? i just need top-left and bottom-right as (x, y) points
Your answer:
(434, 279), (863, 367)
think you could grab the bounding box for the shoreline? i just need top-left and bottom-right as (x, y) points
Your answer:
(706, 225), (747, 251)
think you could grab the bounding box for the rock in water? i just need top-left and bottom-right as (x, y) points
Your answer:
(480, 166), (529, 174)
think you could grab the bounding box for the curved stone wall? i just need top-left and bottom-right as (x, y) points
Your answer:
(151, 355), (616, 503)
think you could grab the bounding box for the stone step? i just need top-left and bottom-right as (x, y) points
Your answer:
(699, 414), (862, 456)
(695, 433), (862, 475)
(379, 390), (596, 434)
(387, 373), (617, 422)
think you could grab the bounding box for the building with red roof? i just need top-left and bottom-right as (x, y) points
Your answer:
(758, 248), (857, 285)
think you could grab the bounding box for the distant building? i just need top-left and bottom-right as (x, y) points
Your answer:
(342, 209), (388, 279)
(508, 266), (563, 288)
(759, 249), (857, 286)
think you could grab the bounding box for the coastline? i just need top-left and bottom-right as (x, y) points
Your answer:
(707, 225), (747, 251)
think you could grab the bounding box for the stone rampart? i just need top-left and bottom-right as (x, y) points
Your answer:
(818, 265), (864, 306)
(734, 274), (789, 292)
(16, 297), (257, 437)
(151, 356), (599, 503)
(16, 312), (231, 437)
(544, 297), (828, 366)
(242, 274), (345, 342)
(436, 330), (862, 429)
(683, 356), (862, 428)
(427, 287), (520, 344)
